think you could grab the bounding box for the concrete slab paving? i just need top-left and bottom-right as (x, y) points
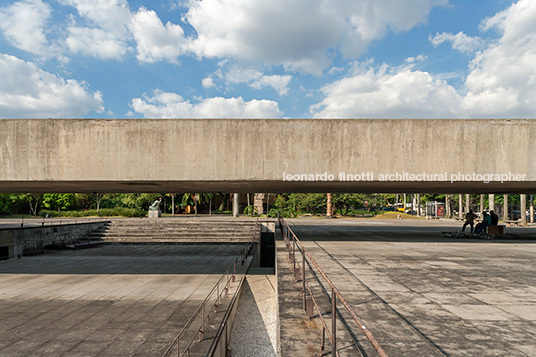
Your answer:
(0, 243), (249, 356)
(283, 217), (536, 356)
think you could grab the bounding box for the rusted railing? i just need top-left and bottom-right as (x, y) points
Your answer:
(279, 217), (389, 357)
(162, 218), (260, 357)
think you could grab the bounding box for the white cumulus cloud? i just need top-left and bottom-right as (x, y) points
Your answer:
(0, 0), (53, 56)
(311, 63), (462, 118)
(130, 7), (189, 63)
(221, 67), (292, 95)
(185, 0), (447, 73)
(430, 31), (484, 53)
(61, 0), (132, 60)
(130, 90), (281, 118)
(66, 27), (128, 60)
(313, 0), (536, 119)
(464, 0), (536, 117)
(0, 53), (104, 118)
(202, 77), (216, 88)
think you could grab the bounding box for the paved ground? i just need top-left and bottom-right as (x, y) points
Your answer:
(0, 244), (248, 356)
(228, 275), (277, 357)
(284, 218), (536, 356)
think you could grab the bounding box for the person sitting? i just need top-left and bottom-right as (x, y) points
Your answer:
(475, 211), (492, 233)
(462, 209), (477, 233)
(490, 210), (499, 226)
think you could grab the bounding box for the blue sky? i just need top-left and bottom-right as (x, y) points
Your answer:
(1, 0), (534, 119)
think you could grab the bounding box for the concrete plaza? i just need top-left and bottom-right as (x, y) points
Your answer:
(0, 244), (247, 356)
(282, 218), (536, 356)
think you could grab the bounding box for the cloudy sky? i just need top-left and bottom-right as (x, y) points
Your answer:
(0, 0), (534, 119)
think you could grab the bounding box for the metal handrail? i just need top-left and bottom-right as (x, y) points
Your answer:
(279, 217), (389, 357)
(162, 218), (260, 357)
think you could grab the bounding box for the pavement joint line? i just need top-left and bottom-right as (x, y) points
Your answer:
(310, 240), (450, 357)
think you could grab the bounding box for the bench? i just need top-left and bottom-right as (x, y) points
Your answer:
(503, 219), (521, 226)
(487, 225), (505, 235)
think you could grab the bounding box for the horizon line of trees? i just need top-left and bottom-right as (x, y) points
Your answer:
(0, 193), (527, 218)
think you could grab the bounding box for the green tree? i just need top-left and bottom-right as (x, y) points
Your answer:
(15, 193), (43, 216)
(0, 194), (11, 215)
(42, 194), (77, 211)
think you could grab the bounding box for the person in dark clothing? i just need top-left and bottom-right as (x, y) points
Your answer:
(462, 209), (477, 233)
(475, 211), (492, 233)
(490, 210), (499, 226)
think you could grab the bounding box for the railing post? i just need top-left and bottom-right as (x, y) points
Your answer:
(292, 238), (296, 271)
(332, 287), (337, 357)
(232, 260), (236, 282)
(322, 326), (325, 351)
(302, 248), (306, 310)
(199, 304), (204, 342)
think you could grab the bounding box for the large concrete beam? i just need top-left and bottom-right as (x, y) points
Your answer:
(1, 119), (535, 193)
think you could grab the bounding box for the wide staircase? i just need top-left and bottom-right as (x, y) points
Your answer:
(85, 219), (259, 243)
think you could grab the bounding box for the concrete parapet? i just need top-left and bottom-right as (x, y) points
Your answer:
(0, 221), (108, 259)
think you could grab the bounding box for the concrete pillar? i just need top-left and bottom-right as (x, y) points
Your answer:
(489, 194), (495, 212)
(465, 194), (470, 214)
(445, 194), (450, 218)
(417, 194), (421, 216)
(459, 194), (463, 219)
(233, 193), (239, 217)
(521, 194), (527, 227)
(327, 193), (333, 217)
(403, 193), (407, 212)
(171, 194), (175, 216)
(480, 194), (484, 215)
(531, 195), (534, 224)
(503, 194), (508, 221)
(254, 193), (265, 215)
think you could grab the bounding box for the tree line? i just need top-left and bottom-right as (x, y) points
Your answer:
(0, 192), (523, 218)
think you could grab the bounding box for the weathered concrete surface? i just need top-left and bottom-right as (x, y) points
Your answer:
(285, 218), (536, 356)
(0, 221), (107, 259)
(1, 119), (536, 193)
(0, 244), (249, 356)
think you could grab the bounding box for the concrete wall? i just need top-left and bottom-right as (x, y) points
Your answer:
(0, 222), (108, 259)
(1, 119), (535, 193)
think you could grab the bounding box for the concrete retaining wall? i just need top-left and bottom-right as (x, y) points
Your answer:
(0, 222), (108, 259)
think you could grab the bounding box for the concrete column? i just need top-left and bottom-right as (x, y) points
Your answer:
(445, 194), (450, 218)
(459, 194), (463, 219)
(465, 194), (470, 214)
(254, 193), (265, 215)
(521, 194), (527, 227)
(489, 194), (495, 212)
(480, 194), (484, 215)
(403, 193), (407, 212)
(327, 193), (333, 217)
(233, 193), (239, 217)
(171, 194), (175, 216)
(531, 195), (534, 223)
(503, 194), (508, 221)
(417, 194), (421, 216)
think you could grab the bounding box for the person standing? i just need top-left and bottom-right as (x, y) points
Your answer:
(462, 209), (477, 234)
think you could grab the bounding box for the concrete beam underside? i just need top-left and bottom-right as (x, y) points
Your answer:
(1, 119), (536, 194)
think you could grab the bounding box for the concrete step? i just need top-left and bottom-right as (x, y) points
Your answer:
(90, 229), (256, 233)
(101, 238), (252, 242)
(85, 220), (260, 245)
(87, 232), (254, 238)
